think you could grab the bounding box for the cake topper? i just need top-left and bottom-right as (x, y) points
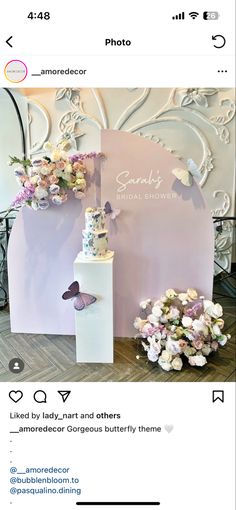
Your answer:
(172, 158), (201, 187)
(104, 201), (121, 220)
(62, 281), (96, 311)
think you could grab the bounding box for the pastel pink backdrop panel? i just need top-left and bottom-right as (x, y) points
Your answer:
(7, 159), (101, 335)
(101, 130), (215, 338)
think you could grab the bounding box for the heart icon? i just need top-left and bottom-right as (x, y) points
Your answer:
(164, 424), (174, 433)
(9, 391), (23, 403)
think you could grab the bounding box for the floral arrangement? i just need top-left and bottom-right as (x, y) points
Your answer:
(134, 288), (230, 371)
(9, 140), (102, 211)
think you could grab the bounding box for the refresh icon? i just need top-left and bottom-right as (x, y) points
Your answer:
(212, 34), (226, 48)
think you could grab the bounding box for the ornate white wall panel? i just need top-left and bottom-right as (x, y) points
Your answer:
(0, 88), (235, 269)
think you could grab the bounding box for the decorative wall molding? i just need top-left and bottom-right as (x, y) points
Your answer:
(26, 87), (235, 271)
(211, 190), (233, 273)
(27, 99), (51, 155)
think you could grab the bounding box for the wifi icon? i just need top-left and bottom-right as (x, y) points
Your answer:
(189, 11), (199, 19)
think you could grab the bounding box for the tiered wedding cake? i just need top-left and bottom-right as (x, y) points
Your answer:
(82, 207), (108, 258)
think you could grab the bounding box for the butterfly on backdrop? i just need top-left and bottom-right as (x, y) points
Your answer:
(172, 159), (201, 187)
(62, 281), (96, 311)
(104, 201), (121, 220)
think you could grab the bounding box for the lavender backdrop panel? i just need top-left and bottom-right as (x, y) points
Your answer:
(8, 159), (100, 335)
(101, 130), (215, 338)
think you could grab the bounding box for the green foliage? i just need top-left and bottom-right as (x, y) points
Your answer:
(58, 177), (68, 189)
(9, 156), (32, 168)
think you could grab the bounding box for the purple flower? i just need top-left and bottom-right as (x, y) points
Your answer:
(38, 199), (49, 210)
(11, 187), (34, 207)
(185, 301), (203, 318)
(69, 152), (102, 163)
(32, 159), (43, 167)
(24, 182), (35, 193)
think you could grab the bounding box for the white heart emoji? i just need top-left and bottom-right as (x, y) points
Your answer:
(164, 424), (174, 433)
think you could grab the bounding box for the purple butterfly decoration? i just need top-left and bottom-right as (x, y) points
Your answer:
(62, 281), (96, 311)
(104, 201), (120, 220)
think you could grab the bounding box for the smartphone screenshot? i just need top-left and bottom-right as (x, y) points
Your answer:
(0, 1), (235, 509)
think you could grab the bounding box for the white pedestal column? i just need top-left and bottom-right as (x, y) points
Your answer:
(74, 252), (114, 363)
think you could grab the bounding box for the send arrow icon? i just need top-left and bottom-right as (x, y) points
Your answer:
(58, 391), (71, 403)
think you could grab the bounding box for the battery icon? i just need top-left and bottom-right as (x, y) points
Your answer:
(203, 11), (219, 20)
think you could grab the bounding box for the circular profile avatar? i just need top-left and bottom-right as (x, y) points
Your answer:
(4, 59), (28, 83)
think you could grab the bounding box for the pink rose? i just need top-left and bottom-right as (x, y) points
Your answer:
(73, 162), (86, 172)
(211, 341), (219, 351)
(19, 175), (27, 183)
(38, 179), (47, 188)
(142, 324), (158, 336)
(56, 161), (66, 170)
(48, 175), (59, 184)
(179, 339), (188, 350)
(192, 339), (204, 350)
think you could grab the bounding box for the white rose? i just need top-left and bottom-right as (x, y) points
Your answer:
(182, 316), (193, 328)
(158, 358), (173, 371)
(166, 338), (181, 355)
(171, 356), (183, 371)
(212, 324), (221, 336)
(140, 299), (151, 310)
(147, 346), (159, 362)
(190, 354), (207, 367)
(51, 149), (63, 162)
(160, 350), (173, 362)
(30, 175), (39, 185)
(165, 289), (177, 299)
(31, 200), (39, 211)
(204, 300), (223, 319)
(211, 303), (223, 319)
(147, 314), (159, 326)
(168, 306), (180, 320)
(59, 139), (72, 151)
(184, 330), (195, 341)
(34, 186), (48, 200)
(14, 166), (25, 176)
(65, 163), (73, 174)
(133, 317), (147, 330)
(218, 335), (228, 346)
(152, 305), (163, 318)
(52, 194), (63, 205)
(38, 199), (49, 210)
(43, 141), (53, 151)
(202, 345), (212, 356)
(160, 314), (168, 324)
(49, 184), (60, 195)
(187, 288), (198, 300)
(160, 295), (167, 303)
(192, 319), (208, 336)
(40, 166), (50, 176)
(183, 346), (196, 357)
(178, 293), (188, 302)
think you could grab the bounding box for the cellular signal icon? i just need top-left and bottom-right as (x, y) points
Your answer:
(172, 12), (185, 20)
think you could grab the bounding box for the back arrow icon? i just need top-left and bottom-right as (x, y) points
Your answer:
(6, 36), (13, 48)
(212, 34), (226, 48)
